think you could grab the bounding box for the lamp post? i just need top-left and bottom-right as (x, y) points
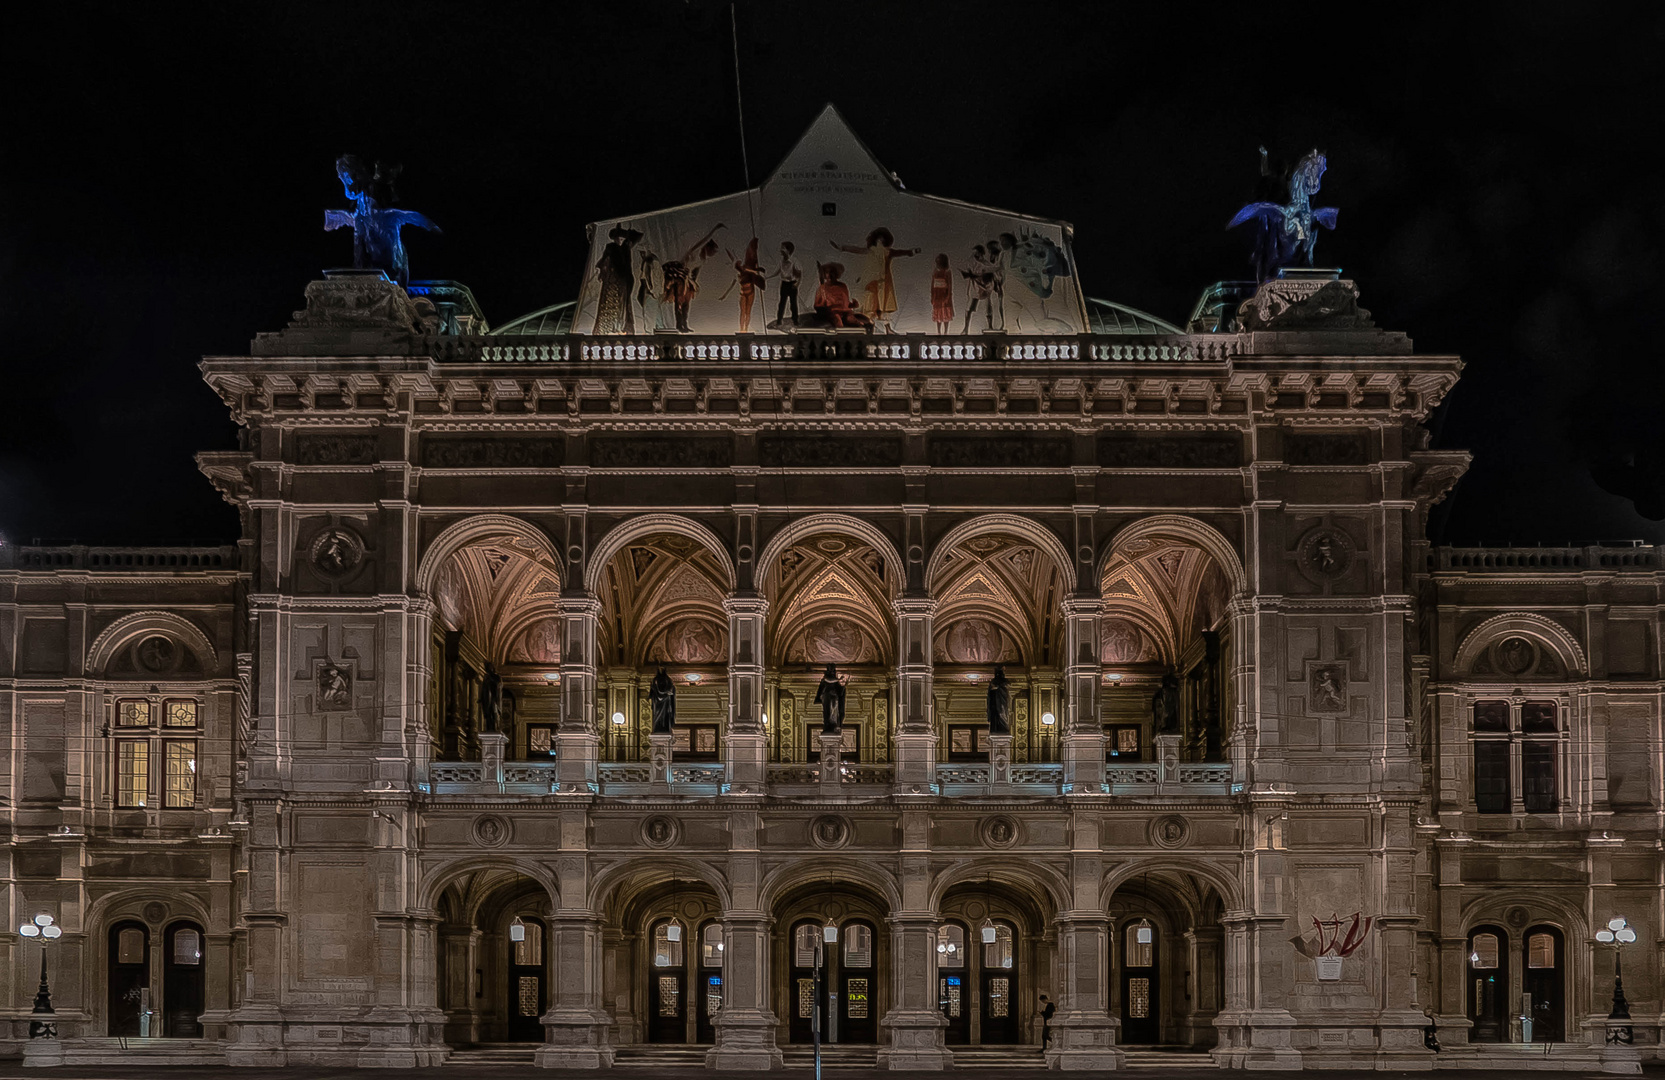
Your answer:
(1595, 916), (1637, 1044)
(18, 913), (63, 1039)
(814, 920), (837, 1080)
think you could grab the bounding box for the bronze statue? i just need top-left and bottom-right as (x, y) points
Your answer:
(1228, 147), (1338, 283)
(814, 663), (849, 733)
(1151, 669), (1180, 735)
(324, 155), (440, 287)
(986, 665), (1013, 735)
(649, 666), (677, 734)
(478, 662), (503, 733)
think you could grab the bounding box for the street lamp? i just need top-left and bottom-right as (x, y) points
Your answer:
(1595, 916), (1638, 1044)
(17, 913), (63, 1039)
(814, 920), (838, 1080)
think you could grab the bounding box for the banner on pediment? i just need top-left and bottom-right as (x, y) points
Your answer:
(574, 105), (1087, 337)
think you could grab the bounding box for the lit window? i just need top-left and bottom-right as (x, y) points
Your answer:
(514, 921), (544, 966)
(119, 700), (152, 728)
(164, 741), (196, 808)
(117, 927), (146, 964)
(1528, 932), (1555, 969)
(842, 923), (872, 968)
(654, 921), (684, 968)
(937, 923), (965, 969)
(1126, 922), (1153, 968)
(172, 928), (201, 966)
(794, 924), (819, 967)
(165, 700), (198, 728)
(1470, 933), (1499, 969)
(701, 923), (724, 968)
(118, 741), (150, 807)
(984, 923), (1014, 970)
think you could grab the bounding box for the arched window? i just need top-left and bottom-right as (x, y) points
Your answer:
(171, 927), (201, 966)
(842, 922), (872, 968)
(653, 920), (685, 968)
(794, 922), (820, 967)
(984, 922), (1015, 970)
(1126, 920), (1154, 968)
(1466, 925), (1509, 1043)
(701, 922), (724, 968)
(936, 923), (966, 969)
(513, 920), (544, 967)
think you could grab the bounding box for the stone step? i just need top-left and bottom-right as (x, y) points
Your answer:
(59, 1037), (227, 1066)
(1121, 1047), (1218, 1068)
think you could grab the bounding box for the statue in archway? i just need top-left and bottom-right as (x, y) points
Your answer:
(815, 664), (849, 733)
(1152, 668), (1180, 735)
(478, 662), (503, 733)
(986, 665), (1013, 735)
(649, 667), (677, 734)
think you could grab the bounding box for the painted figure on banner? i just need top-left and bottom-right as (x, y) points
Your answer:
(770, 242), (804, 329)
(961, 245), (997, 333)
(832, 228), (919, 333)
(720, 238), (767, 333)
(987, 665), (1013, 735)
(591, 226), (642, 334)
(649, 666), (677, 734)
(636, 250), (665, 331)
(661, 223), (726, 332)
(999, 227), (1075, 330)
(930, 253), (954, 334)
(324, 155), (440, 287)
(815, 663), (850, 733)
(812, 263), (873, 329)
(985, 235), (1008, 330)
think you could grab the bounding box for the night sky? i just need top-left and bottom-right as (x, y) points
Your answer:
(4, 2), (1661, 547)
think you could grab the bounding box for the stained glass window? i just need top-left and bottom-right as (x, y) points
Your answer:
(984, 923), (1014, 969)
(1129, 977), (1151, 1018)
(1470, 933), (1499, 969)
(119, 700), (152, 728)
(701, 922), (724, 967)
(1528, 933), (1555, 969)
(654, 922), (684, 968)
(937, 924), (965, 968)
(987, 975), (1009, 1018)
(118, 927), (146, 964)
(846, 977), (868, 1018)
(514, 921), (544, 966)
(657, 976), (681, 1016)
(165, 700), (198, 728)
(172, 928), (201, 965)
(843, 923), (871, 968)
(519, 976), (540, 1016)
(118, 741), (150, 807)
(164, 741), (196, 808)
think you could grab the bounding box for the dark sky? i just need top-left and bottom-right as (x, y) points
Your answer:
(4, 2), (1662, 547)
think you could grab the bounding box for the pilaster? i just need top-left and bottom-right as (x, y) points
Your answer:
(1060, 596), (1106, 794)
(892, 597), (938, 794)
(556, 594), (601, 793)
(724, 594), (768, 795)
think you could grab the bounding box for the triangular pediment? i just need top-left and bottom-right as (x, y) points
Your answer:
(766, 103), (898, 192)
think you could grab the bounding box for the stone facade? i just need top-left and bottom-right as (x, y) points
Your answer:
(1, 262), (1659, 1072)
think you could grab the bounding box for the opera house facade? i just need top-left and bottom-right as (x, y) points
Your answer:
(2, 109), (1661, 1072)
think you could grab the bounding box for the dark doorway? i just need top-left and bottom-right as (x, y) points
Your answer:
(506, 917), (546, 1042)
(839, 920), (878, 1044)
(980, 922), (1018, 1044)
(107, 921), (149, 1036)
(1120, 919), (1160, 1044)
(162, 922), (204, 1037)
(1466, 925), (1509, 1042)
(788, 921), (820, 1045)
(696, 922), (723, 1045)
(1523, 925), (1564, 1042)
(937, 921), (970, 1044)
(648, 918), (687, 1042)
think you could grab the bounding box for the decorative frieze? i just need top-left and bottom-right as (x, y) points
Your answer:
(421, 436), (564, 468)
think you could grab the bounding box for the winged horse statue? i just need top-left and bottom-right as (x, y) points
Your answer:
(1228, 147), (1338, 283)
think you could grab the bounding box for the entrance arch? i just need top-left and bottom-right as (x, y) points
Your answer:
(773, 879), (891, 1046)
(1104, 867), (1228, 1049)
(428, 864), (558, 1048)
(161, 921), (205, 1037)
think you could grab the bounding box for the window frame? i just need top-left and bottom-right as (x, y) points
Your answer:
(110, 695), (202, 811)
(1470, 698), (1562, 816)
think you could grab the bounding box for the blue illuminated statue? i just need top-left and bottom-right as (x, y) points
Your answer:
(324, 155), (440, 287)
(1228, 147), (1338, 283)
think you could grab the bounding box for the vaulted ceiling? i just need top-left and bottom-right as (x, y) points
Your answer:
(929, 536), (1066, 667)
(767, 534), (896, 666)
(434, 538), (563, 665)
(599, 535), (730, 667)
(1099, 538), (1229, 668)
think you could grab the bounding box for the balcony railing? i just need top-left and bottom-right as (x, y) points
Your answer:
(1431, 543), (1660, 573)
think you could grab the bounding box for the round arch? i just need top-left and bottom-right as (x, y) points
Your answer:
(925, 513), (1075, 593)
(584, 514), (737, 596)
(1453, 612), (1588, 678)
(1099, 515), (1249, 598)
(415, 514), (562, 597)
(756, 514), (904, 599)
(1100, 857), (1245, 914)
(759, 858), (903, 914)
(1459, 890), (1589, 940)
(87, 611), (219, 675)
(1098, 604), (1179, 668)
(415, 854), (562, 914)
(85, 888), (213, 934)
(927, 857), (1069, 917)
(588, 857), (734, 915)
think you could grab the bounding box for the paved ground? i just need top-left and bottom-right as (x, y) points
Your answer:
(1, 1067), (1661, 1079)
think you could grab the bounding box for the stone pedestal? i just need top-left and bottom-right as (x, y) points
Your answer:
(892, 731), (938, 795)
(478, 731), (507, 789)
(1155, 733), (1182, 780)
(988, 733), (1013, 789)
(819, 733), (844, 787)
(21, 1035), (64, 1068)
(555, 731), (599, 794)
(725, 732), (767, 795)
(1060, 733), (1106, 794)
(649, 733), (674, 788)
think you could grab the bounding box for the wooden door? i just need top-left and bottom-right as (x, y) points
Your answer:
(1523, 926), (1564, 1042)
(162, 923), (204, 1037)
(648, 919), (687, 1042)
(696, 922), (723, 1044)
(506, 918), (546, 1042)
(108, 922), (149, 1036)
(1466, 926), (1508, 1042)
(979, 922), (1018, 1044)
(937, 922), (969, 1044)
(839, 921), (878, 1043)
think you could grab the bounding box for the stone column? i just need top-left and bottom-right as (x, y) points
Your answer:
(1183, 926), (1223, 1047)
(536, 913), (614, 1068)
(878, 914), (952, 1070)
(1047, 915), (1122, 1070)
(1060, 597), (1106, 794)
(555, 594), (601, 794)
(707, 915), (783, 1070)
(724, 595), (768, 795)
(440, 923), (483, 1046)
(892, 597), (938, 794)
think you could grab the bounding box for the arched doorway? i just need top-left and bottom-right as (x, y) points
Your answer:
(776, 883), (889, 1045)
(432, 867), (557, 1048)
(936, 922), (970, 1044)
(507, 916), (548, 1042)
(1522, 925), (1564, 1042)
(1105, 869), (1226, 1049)
(107, 921), (149, 1036)
(161, 921), (204, 1037)
(1465, 925), (1508, 1043)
